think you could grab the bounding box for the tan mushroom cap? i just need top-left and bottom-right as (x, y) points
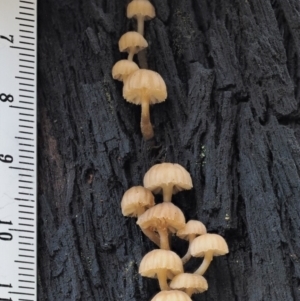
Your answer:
(151, 290), (192, 301)
(118, 31), (148, 60)
(137, 202), (185, 249)
(121, 186), (155, 217)
(137, 202), (185, 232)
(190, 233), (229, 257)
(177, 220), (207, 240)
(123, 69), (167, 105)
(112, 60), (139, 82)
(139, 249), (183, 290)
(170, 273), (208, 296)
(127, 0), (155, 20)
(123, 69), (167, 140)
(143, 163), (193, 202)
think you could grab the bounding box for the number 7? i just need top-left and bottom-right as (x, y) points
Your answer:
(0, 35), (14, 43)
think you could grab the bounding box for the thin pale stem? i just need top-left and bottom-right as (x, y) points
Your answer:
(162, 184), (174, 202)
(137, 16), (145, 36)
(194, 251), (213, 275)
(140, 100), (153, 140)
(141, 228), (160, 247)
(157, 269), (169, 291)
(157, 228), (170, 250)
(128, 50), (134, 61)
(181, 235), (196, 264)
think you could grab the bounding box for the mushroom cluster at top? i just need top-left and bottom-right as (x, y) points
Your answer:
(120, 162), (229, 300)
(112, 0), (168, 140)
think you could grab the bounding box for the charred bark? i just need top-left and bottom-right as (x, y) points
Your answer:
(38, 0), (300, 300)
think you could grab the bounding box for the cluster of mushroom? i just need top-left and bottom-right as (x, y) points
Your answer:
(121, 163), (229, 300)
(112, 0), (167, 140)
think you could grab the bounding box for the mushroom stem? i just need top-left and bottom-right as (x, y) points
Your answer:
(185, 288), (196, 297)
(140, 100), (154, 140)
(141, 228), (160, 247)
(157, 269), (169, 291)
(128, 50), (134, 61)
(194, 250), (214, 275)
(181, 235), (196, 264)
(136, 15), (145, 36)
(162, 184), (174, 202)
(157, 228), (170, 250)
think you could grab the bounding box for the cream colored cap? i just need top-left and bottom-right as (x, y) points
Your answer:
(121, 186), (155, 217)
(127, 0), (156, 20)
(137, 202), (185, 233)
(143, 163), (193, 194)
(139, 249), (183, 279)
(118, 31), (148, 53)
(151, 290), (192, 301)
(170, 273), (208, 294)
(177, 220), (207, 240)
(123, 69), (167, 105)
(190, 233), (229, 257)
(112, 60), (139, 82)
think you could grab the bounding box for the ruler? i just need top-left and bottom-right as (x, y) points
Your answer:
(0, 0), (37, 300)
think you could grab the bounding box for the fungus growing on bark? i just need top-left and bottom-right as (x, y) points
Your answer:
(143, 163), (193, 202)
(118, 31), (148, 61)
(121, 186), (159, 246)
(123, 69), (167, 140)
(137, 202), (185, 250)
(112, 60), (139, 82)
(151, 290), (192, 301)
(139, 249), (183, 290)
(127, 0), (156, 36)
(190, 233), (229, 275)
(121, 186), (155, 217)
(177, 220), (207, 264)
(170, 273), (208, 297)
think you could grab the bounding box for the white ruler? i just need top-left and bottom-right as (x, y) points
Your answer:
(0, 0), (37, 300)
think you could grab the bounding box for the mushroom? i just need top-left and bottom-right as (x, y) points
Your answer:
(151, 290), (192, 301)
(123, 69), (167, 140)
(177, 220), (207, 264)
(190, 233), (229, 275)
(112, 60), (139, 82)
(121, 186), (159, 246)
(121, 186), (155, 217)
(139, 249), (183, 290)
(137, 202), (185, 250)
(127, 0), (156, 36)
(170, 273), (208, 297)
(118, 31), (148, 61)
(143, 163), (193, 202)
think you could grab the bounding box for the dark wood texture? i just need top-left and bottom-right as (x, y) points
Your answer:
(38, 0), (300, 300)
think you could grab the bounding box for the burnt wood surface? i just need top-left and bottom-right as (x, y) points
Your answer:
(38, 0), (300, 300)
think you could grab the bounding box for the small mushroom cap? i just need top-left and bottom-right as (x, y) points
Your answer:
(143, 163), (193, 194)
(190, 233), (229, 257)
(177, 220), (207, 240)
(137, 202), (185, 233)
(118, 31), (148, 54)
(139, 249), (183, 279)
(151, 290), (192, 301)
(170, 273), (208, 294)
(121, 186), (155, 217)
(127, 0), (156, 20)
(112, 60), (139, 82)
(123, 69), (167, 105)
